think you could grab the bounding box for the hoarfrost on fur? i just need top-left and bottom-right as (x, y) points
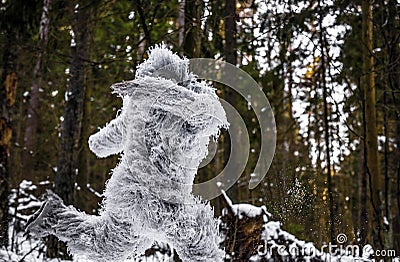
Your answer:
(26, 45), (228, 262)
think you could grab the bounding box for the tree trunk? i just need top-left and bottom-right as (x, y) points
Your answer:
(318, 0), (336, 243)
(224, 0), (236, 65)
(383, 81), (392, 248)
(0, 43), (17, 247)
(223, 0), (238, 203)
(56, 0), (91, 207)
(75, 57), (92, 213)
(178, 0), (185, 48)
(360, 80), (369, 245)
(183, 0), (202, 57)
(134, 0), (151, 53)
(361, 0), (383, 248)
(48, 0), (92, 258)
(384, 0), (400, 250)
(23, 0), (52, 171)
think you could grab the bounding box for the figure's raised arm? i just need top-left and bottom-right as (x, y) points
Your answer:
(88, 97), (128, 158)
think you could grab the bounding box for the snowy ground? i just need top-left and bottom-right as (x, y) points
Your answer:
(1, 180), (174, 262)
(0, 240), (174, 262)
(1, 181), (399, 261)
(1, 228), (174, 262)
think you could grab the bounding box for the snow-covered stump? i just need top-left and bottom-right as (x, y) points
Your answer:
(220, 190), (272, 261)
(220, 190), (326, 261)
(25, 45), (228, 262)
(219, 191), (375, 262)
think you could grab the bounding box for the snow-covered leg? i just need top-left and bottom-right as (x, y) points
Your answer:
(25, 191), (64, 238)
(26, 191), (153, 261)
(165, 202), (224, 262)
(64, 213), (153, 262)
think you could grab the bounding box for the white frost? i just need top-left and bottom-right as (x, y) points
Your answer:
(26, 45), (228, 262)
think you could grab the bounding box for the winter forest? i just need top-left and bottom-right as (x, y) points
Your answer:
(0, 0), (399, 261)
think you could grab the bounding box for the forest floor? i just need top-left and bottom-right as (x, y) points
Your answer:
(1, 180), (399, 262)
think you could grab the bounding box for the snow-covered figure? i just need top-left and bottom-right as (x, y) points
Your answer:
(26, 45), (228, 261)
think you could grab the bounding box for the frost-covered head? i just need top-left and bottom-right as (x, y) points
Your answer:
(135, 44), (190, 82)
(111, 44), (195, 95)
(111, 44), (216, 96)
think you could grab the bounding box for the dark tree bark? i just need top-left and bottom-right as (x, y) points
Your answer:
(383, 77), (391, 248)
(47, 0), (93, 258)
(224, 0), (236, 66)
(23, 0), (52, 174)
(0, 0), (41, 248)
(183, 0), (202, 57)
(0, 42), (17, 247)
(56, 0), (91, 207)
(220, 192), (265, 260)
(381, 0), (400, 250)
(317, 0), (336, 243)
(361, 0), (383, 248)
(223, 0), (238, 203)
(360, 79), (369, 246)
(75, 54), (93, 213)
(134, 0), (152, 49)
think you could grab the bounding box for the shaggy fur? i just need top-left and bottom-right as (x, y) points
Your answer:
(26, 45), (228, 261)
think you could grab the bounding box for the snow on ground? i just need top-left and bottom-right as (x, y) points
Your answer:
(0, 235), (174, 262)
(1, 180), (174, 262)
(2, 181), (399, 261)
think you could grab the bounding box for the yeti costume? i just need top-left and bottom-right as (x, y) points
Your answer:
(26, 45), (228, 261)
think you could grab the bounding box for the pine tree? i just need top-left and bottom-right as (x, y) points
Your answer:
(361, 0), (383, 248)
